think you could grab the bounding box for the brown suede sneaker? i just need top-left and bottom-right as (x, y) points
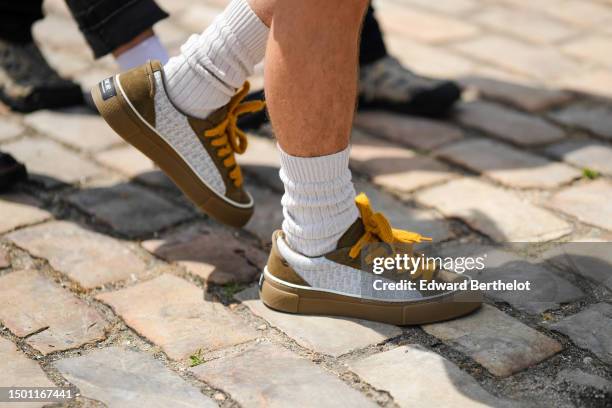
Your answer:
(90, 60), (265, 227)
(260, 193), (482, 325)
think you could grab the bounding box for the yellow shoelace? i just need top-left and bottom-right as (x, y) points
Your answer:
(350, 193), (433, 279)
(203, 81), (266, 187)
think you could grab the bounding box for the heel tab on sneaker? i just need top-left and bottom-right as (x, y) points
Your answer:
(267, 230), (310, 286)
(148, 60), (163, 72)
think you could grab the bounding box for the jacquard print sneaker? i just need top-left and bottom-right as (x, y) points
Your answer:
(260, 193), (482, 325)
(91, 60), (265, 227)
(358, 56), (461, 118)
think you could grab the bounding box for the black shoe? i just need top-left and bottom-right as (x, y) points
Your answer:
(0, 152), (27, 191)
(237, 89), (268, 131)
(0, 39), (83, 112)
(358, 56), (461, 118)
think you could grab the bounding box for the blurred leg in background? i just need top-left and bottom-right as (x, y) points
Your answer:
(239, 2), (462, 130)
(0, 0), (169, 113)
(0, 0), (169, 190)
(64, 0), (169, 70)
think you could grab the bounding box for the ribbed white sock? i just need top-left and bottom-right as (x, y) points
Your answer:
(279, 146), (360, 257)
(163, 0), (269, 119)
(115, 35), (168, 71)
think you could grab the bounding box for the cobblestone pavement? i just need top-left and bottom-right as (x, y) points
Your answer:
(1, 0), (612, 407)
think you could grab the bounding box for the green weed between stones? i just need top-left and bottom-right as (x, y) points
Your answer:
(189, 349), (206, 367)
(582, 167), (601, 180)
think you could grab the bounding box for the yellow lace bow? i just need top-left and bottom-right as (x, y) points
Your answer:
(349, 193), (432, 258)
(203, 81), (266, 187)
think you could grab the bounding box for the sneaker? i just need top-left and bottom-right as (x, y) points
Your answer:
(0, 151), (27, 191)
(90, 60), (265, 227)
(0, 39), (83, 112)
(260, 193), (481, 325)
(358, 56), (461, 118)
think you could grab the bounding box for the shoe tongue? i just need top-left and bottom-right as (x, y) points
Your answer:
(336, 218), (366, 249)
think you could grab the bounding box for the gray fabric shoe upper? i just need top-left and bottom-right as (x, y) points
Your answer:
(359, 55), (443, 103)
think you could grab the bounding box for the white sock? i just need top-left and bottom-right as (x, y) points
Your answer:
(163, 0), (269, 119)
(115, 35), (169, 71)
(279, 146), (360, 257)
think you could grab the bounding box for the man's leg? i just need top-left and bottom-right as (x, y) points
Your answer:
(265, 0), (366, 255)
(64, 0), (169, 70)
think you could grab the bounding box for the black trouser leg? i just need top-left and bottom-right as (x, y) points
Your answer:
(0, 0), (44, 43)
(65, 0), (168, 58)
(359, 3), (387, 66)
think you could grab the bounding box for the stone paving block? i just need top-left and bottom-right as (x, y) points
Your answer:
(176, 4), (223, 32)
(562, 35), (612, 67)
(440, 244), (584, 314)
(39, 46), (90, 77)
(349, 345), (508, 407)
(351, 133), (457, 192)
(142, 223), (266, 284)
(55, 347), (216, 408)
(401, 0), (477, 14)
(551, 103), (612, 140)
(385, 35), (476, 78)
(355, 180), (453, 241)
(238, 134), (282, 191)
(549, 180), (612, 231)
(0, 270), (107, 354)
(454, 36), (579, 81)
(0, 337), (55, 408)
(545, 140), (612, 177)
(24, 109), (122, 152)
(0, 194), (51, 234)
(541, 240), (612, 290)
(0, 248), (8, 268)
(472, 6), (575, 44)
(7, 221), (147, 289)
(416, 178), (571, 242)
(66, 183), (192, 237)
(459, 76), (572, 112)
(455, 101), (565, 146)
(97, 274), (257, 360)
(0, 120), (24, 141)
(548, 303), (612, 364)
(32, 14), (89, 53)
(236, 286), (401, 357)
(423, 305), (562, 377)
(94, 145), (155, 177)
(377, 2), (479, 43)
(436, 139), (580, 188)
(154, 20), (189, 49)
(532, 0), (612, 26)
(192, 342), (376, 408)
(556, 368), (612, 398)
(557, 69), (612, 99)
(354, 111), (463, 151)
(1, 138), (104, 187)
(244, 185), (283, 244)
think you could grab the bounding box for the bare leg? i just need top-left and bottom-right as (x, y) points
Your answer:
(265, 0), (368, 157)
